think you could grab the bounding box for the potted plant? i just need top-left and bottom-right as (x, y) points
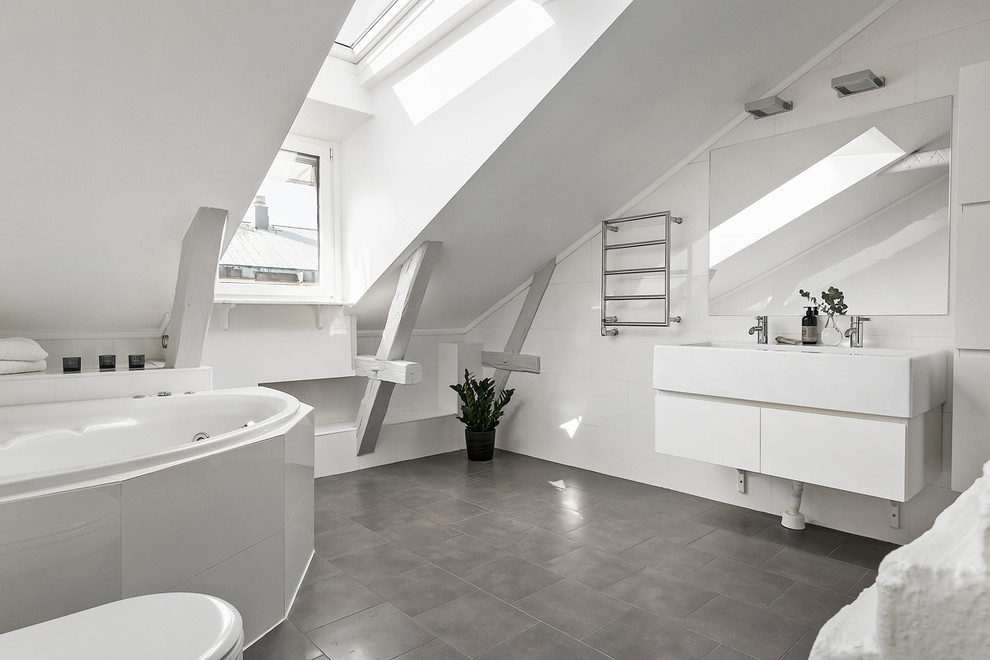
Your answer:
(800, 286), (848, 346)
(449, 369), (515, 461)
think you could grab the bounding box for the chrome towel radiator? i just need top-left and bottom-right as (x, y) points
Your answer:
(601, 211), (682, 336)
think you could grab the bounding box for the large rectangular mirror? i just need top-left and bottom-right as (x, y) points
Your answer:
(709, 96), (951, 316)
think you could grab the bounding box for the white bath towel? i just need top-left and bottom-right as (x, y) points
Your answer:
(0, 337), (48, 361)
(0, 359), (47, 375)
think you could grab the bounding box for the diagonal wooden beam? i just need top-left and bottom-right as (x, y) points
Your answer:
(493, 258), (555, 393)
(356, 241), (442, 456)
(166, 207), (228, 369)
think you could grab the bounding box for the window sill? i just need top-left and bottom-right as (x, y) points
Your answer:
(212, 298), (353, 330)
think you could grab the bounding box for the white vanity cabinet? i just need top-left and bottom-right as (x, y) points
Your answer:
(654, 344), (947, 502)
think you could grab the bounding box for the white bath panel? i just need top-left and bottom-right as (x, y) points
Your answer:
(284, 484), (314, 613)
(285, 411), (315, 524)
(121, 436), (285, 596)
(0, 484), (122, 633)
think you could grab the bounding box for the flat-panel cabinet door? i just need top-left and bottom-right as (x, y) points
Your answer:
(655, 393), (760, 471)
(956, 202), (990, 350)
(952, 353), (990, 491)
(761, 408), (910, 501)
(958, 60), (990, 205)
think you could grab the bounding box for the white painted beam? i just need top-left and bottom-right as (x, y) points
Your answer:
(482, 351), (540, 374)
(493, 258), (555, 393)
(356, 241), (442, 455)
(166, 207), (228, 369)
(354, 355), (423, 385)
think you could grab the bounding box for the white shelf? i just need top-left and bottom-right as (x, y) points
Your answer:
(315, 408), (453, 436)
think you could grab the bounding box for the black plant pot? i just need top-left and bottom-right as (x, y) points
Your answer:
(465, 429), (496, 461)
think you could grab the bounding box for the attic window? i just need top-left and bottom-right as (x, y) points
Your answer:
(335, 0), (418, 55)
(219, 149), (320, 286)
(216, 136), (337, 303)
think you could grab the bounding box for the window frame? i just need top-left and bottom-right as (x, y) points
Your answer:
(214, 135), (341, 304)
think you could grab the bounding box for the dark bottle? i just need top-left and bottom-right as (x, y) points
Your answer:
(801, 307), (819, 345)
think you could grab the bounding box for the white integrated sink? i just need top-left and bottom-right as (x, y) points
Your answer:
(654, 341), (947, 417)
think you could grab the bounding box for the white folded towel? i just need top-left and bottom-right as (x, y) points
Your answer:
(0, 337), (48, 361)
(0, 359), (47, 375)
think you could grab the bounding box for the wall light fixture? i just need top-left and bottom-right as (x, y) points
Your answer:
(831, 69), (885, 97)
(744, 95), (793, 119)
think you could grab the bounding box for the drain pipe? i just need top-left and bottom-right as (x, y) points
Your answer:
(781, 480), (806, 530)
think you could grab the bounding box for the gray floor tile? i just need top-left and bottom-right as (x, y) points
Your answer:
(755, 523), (850, 557)
(514, 579), (631, 638)
(517, 505), (590, 534)
(314, 488), (390, 514)
(685, 557), (794, 607)
(540, 486), (614, 511)
(450, 511), (534, 543)
(345, 502), (425, 531)
(377, 517), (463, 550)
(300, 555), (343, 586)
(580, 498), (660, 526)
(781, 628), (820, 660)
(476, 623), (612, 660)
(307, 602), (435, 659)
(349, 473), (422, 496)
(394, 638), (469, 660)
(288, 572), (383, 632)
(413, 534), (510, 575)
(693, 504), (778, 536)
(636, 489), (720, 518)
(314, 523), (389, 560)
(845, 570), (877, 598)
(462, 555), (564, 602)
(406, 468), (476, 490)
(689, 529), (786, 567)
(619, 536), (715, 578)
(415, 498), (491, 524)
(542, 546), (641, 590)
(370, 564), (478, 617)
(491, 526), (584, 564)
(683, 595), (810, 660)
(638, 512), (718, 545)
(565, 519), (653, 554)
(704, 645), (758, 660)
(313, 509), (351, 534)
(605, 567), (717, 620)
(767, 582), (853, 627)
(760, 548), (868, 593)
(414, 591), (538, 657)
(441, 481), (512, 503)
(331, 542), (428, 585)
(386, 485), (453, 508)
(827, 537), (898, 571)
(482, 492), (552, 517)
(584, 608), (719, 660)
(244, 620), (321, 660)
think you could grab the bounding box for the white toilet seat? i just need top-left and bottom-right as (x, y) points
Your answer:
(0, 593), (243, 660)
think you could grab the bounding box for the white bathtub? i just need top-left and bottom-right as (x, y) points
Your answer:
(0, 386), (315, 645)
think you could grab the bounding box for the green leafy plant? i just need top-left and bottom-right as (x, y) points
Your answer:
(449, 369), (515, 432)
(800, 286), (848, 317)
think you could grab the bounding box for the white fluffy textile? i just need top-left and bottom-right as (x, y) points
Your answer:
(0, 337), (48, 361)
(0, 359), (47, 375)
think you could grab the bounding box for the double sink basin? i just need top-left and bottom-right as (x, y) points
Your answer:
(653, 341), (948, 418)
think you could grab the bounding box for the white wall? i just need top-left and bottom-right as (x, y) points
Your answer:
(338, 0), (632, 303)
(457, 0), (990, 544)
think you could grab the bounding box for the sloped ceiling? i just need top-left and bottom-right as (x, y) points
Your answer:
(351, 0), (888, 331)
(0, 0), (351, 336)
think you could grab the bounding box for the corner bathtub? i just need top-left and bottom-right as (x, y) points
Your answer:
(0, 387), (315, 645)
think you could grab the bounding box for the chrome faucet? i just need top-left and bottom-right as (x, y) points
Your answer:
(748, 315), (768, 344)
(844, 316), (870, 348)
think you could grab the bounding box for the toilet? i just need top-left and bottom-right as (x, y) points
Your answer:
(0, 593), (243, 660)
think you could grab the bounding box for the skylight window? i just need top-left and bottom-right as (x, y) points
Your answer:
(364, 0), (470, 76)
(335, 0), (417, 53)
(392, 0), (553, 125)
(709, 127), (906, 267)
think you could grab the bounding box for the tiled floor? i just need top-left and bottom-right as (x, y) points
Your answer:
(247, 450), (895, 660)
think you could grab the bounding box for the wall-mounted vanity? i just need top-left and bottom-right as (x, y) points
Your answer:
(654, 343), (946, 505)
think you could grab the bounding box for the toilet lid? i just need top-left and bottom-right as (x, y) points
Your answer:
(0, 593), (243, 660)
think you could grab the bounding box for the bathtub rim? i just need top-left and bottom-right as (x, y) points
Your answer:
(0, 386), (309, 504)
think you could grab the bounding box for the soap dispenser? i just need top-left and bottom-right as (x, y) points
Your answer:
(801, 307), (819, 345)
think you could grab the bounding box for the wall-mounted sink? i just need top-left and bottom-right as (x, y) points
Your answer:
(653, 342), (947, 417)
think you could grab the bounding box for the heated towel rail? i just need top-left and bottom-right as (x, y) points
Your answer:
(601, 211), (681, 336)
